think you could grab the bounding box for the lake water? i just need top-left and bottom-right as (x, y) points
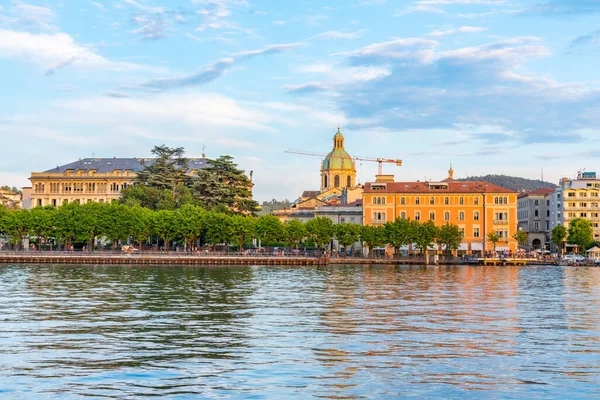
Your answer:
(0, 264), (599, 399)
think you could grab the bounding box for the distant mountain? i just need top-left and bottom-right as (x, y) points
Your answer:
(458, 175), (557, 192)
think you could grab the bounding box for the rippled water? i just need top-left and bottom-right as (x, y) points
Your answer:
(0, 264), (599, 399)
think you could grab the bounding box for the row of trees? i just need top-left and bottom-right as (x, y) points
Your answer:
(550, 218), (596, 254)
(1, 202), (472, 258)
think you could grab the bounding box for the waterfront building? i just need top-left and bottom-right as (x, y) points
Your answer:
(362, 166), (518, 255)
(0, 188), (22, 209)
(29, 157), (209, 207)
(517, 188), (554, 251)
(549, 171), (600, 249)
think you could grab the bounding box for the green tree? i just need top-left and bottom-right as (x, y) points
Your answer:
(103, 202), (135, 249)
(254, 215), (284, 253)
(487, 231), (499, 253)
(130, 206), (154, 252)
(193, 155), (259, 215)
(568, 218), (594, 254)
(120, 185), (163, 210)
(384, 218), (411, 259)
(230, 214), (256, 252)
(283, 218), (306, 251)
(1, 209), (30, 249)
(175, 204), (204, 252)
(152, 210), (177, 250)
(411, 220), (440, 264)
(135, 145), (191, 190)
(204, 211), (233, 251)
(54, 203), (80, 250)
(334, 223), (360, 257)
(29, 206), (57, 250)
(305, 217), (335, 257)
(360, 224), (385, 258)
(436, 223), (463, 256)
(551, 225), (567, 255)
(513, 229), (528, 248)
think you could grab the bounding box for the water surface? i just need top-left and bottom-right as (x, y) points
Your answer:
(1, 264), (599, 398)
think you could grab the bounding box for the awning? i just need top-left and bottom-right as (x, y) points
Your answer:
(458, 243), (469, 251)
(496, 246), (509, 251)
(470, 242), (483, 251)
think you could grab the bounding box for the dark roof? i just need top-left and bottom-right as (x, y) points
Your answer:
(364, 181), (515, 194)
(302, 190), (321, 198)
(518, 188), (555, 198)
(42, 157), (209, 174)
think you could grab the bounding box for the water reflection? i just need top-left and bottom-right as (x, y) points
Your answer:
(0, 264), (599, 398)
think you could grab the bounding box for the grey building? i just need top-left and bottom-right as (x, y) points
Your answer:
(517, 188), (554, 250)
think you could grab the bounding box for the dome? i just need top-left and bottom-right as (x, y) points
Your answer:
(323, 149), (355, 170)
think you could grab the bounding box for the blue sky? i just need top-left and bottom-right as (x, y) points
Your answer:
(1, 0), (600, 201)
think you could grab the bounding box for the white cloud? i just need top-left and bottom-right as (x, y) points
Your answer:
(396, 5), (445, 16)
(310, 29), (367, 40)
(427, 26), (487, 37)
(0, 2), (56, 31)
(0, 29), (164, 74)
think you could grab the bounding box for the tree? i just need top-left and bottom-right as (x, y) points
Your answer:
(230, 214), (255, 252)
(305, 217), (335, 257)
(29, 206), (57, 250)
(334, 223), (359, 257)
(204, 211), (233, 251)
(53, 203), (80, 250)
(436, 223), (463, 256)
(130, 206), (153, 252)
(152, 210), (177, 250)
(175, 204), (204, 252)
(360, 225), (385, 258)
(568, 218), (594, 254)
(411, 220), (440, 264)
(103, 202), (135, 249)
(513, 229), (528, 248)
(283, 218), (306, 251)
(384, 218), (411, 259)
(551, 225), (567, 255)
(254, 215), (284, 253)
(135, 145), (190, 190)
(193, 155), (259, 215)
(487, 231), (499, 253)
(1, 209), (30, 249)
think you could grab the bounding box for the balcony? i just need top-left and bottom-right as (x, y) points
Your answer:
(493, 220), (509, 225)
(498, 237), (509, 242)
(372, 220), (386, 225)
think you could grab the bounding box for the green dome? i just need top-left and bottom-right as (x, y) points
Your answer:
(323, 149), (355, 170)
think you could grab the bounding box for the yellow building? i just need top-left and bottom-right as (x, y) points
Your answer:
(320, 127), (357, 192)
(0, 189), (22, 209)
(29, 157), (209, 207)
(362, 167), (518, 255)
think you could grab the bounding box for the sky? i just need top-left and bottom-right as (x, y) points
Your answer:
(1, 0), (600, 202)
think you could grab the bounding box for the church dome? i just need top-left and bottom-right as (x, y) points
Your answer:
(323, 127), (355, 170)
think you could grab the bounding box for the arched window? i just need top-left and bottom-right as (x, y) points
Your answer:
(430, 197), (435, 205)
(347, 176), (351, 188)
(372, 197), (377, 205)
(323, 175), (328, 188)
(459, 211), (465, 221)
(474, 211), (480, 221)
(381, 197), (386, 205)
(444, 197), (449, 205)
(400, 211), (406, 219)
(504, 197), (508, 204)
(459, 197), (464, 205)
(494, 197), (499, 204)
(415, 211), (421, 221)
(416, 197), (420, 205)
(429, 211), (435, 221)
(444, 211), (450, 221)
(400, 197), (406, 205)
(334, 175), (340, 188)
(474, 197), (479, 205)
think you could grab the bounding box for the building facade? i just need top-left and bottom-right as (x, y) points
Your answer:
(320, 127), (357, 192)
(29, 157), (209, 207)
(0, 189), (22, 209)
(549, 171), (600, 247)
(362, 168), (518, 254)
(517, 188), (554, 251)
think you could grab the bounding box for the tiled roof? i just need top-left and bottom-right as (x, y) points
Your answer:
(42, 157), (209, 174)
(320, 199), (363, 208)
(518, 188), (555, 198)
(364, 181), (515, 194)
(302, 190), (320, 198)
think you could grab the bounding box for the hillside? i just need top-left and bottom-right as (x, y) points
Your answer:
(459, 175), (557, 192)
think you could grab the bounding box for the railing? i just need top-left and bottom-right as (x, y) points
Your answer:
(371, 220), (386, 225)
(493, 220), (509, 225)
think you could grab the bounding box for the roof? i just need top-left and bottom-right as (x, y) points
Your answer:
(323, 149), (355, 170)
(302, 190), (320, 198)
(41, 157), (209, 174)
(320, 199), (363, 208)
(364, 180), (515, 194)
(517, 188), (556, 198)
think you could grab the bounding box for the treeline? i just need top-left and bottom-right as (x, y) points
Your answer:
(0, 203), (466, 258)
(460, 174), (557, 192)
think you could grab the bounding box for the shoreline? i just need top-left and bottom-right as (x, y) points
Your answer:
(0, 253), (557, 266)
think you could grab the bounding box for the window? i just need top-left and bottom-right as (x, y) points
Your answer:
(334, 175), (340, 188)
(444, 197), (449, 205)
(535, 210), (539, 217)
(400, 197), (406, 205)
(444, 211), (450, 221)
(534, 221), (539, 231)
(535, 199), (539, 206)
(52, 199), (57, 207)
(459, 197), (464, 205)
(459, 227), (465, 238)
(37, 199), (42, 206)
(372, 212), (386, 222)
(474, 197), (479, 205)
(581, 202), (588, 208)
(474, 227), (480, 238)
(323, 175), (328, 188)
(581, 213), (588, 217)
(459, 211), (465, 221)
(546, 222), (550, 230)
(568, 192), (575, 197)
(347, 176), (351, 188)
(340, 218), (345, 223)
(416, 197), (420, 205)
(400, 211), (406, 219)
(547, 210), (550, 217)
(474, 211), (480, 221)
(430, 197), (435, 205)
(504, 197), (508, 204)
(429, 211), (435, 221)
(415, 211), (421, 221)
(381, 197), (386, 205)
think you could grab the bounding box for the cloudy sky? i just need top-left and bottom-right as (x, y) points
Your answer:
(1, 0), (600, 201)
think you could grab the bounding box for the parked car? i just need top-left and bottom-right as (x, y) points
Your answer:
(564, 254), (585, 262)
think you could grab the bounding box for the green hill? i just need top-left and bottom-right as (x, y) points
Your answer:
(459, 175), (557, 192)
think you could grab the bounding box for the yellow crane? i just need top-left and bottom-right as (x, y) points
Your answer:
(285, 149), (402, 175)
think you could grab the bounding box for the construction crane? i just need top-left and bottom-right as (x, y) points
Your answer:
(285, 149), (402, 175)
